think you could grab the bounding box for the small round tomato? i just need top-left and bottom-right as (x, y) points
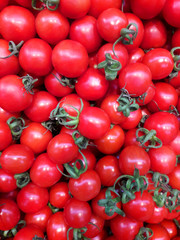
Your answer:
(13, 225), (44, 240)
(49, 182), (71, 208)
(30, 153), (63, 188)
(19, 38), (53, 76)
(35, 9), (70, 45)
(172, 28), (180, 49)
(78, 107), (111, 140)
(24, 91), (58, 122)
(0, 5), (36, 44)
(120, 108), (142, 130)
(123, 191), (154, 222)
(163, 0), (180, 28)
(84, 214), (104, 238)
(95, 155), (121, 186)
(169, 130), (180, 155)
(94, 125), (125, 154)
(70, 15), (102, 53)
(0, 120), (12, 151)
(0, 144), (34, 174)
(0, 75), (33, 113)
(168, 164), (180, 190)
(0, 169), (17, 193)
(160, 220), (178, 239)
(52, 39), (89, 78)
(69, 170), (101, 201)
(64, 198), (92, 228)
(0, 107), (20, 122)
(146, 224), (170, 240)
(118, 145), (150, 175)
(47, 133), (79, 165)
(128, 48), (145, 64)
(146, 204), (168, 224)
(0, 199), (20, 231)
(17, 182), (49, 213)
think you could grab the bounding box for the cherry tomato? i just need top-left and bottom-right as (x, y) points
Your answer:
(0, 169), (17, 193)
(160, 220), (178, 239)
(169, 130), (180, 155)
(120, 108), (142, 130)
(13, 225), (44, 240)
(146, 223), (170, 240)
(163, 0), (180, 28)
(146, 204), (168, 224)
(128, 48), (145, 64)
(168, 164), (180, 190)
(0, 120), (12, 151)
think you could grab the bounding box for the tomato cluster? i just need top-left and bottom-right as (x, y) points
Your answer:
(0, 0), (180, 240)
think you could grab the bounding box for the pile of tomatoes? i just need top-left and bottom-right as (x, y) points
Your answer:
(0, 0), (180, 239)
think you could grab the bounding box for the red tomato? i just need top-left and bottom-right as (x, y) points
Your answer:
(0, 199), (20, 230)
(128, 48), (145, 64)
(146, 224), (170, 240)
(142, 48), (174, 80)
(124, 128), (142, 147)
(160, 220), (178, 239)
(13, 225), (44, 240)
(146, 204), (168, 224)
(35, 9), (70, 45)
(52, 39), (89, 78)
(141, 19), (167, 50)
(0, 144), (34, 174)
(20, 122), (53, 154)
(78, 107), (111, 139)
(75, 68), (109, 101)
(0, 107), (20, 122)
(169, 130), (180, 155)
(14, 0), (32, 8)
(64, 198), (92, 228)
(163, 0), (180, 28)
(47, 133), (79, 165)
(19, 38), (52, 76)
(118, 145), (150, 175)
(17, 182), (49, 213)
(130, 0), (166, 19)
(110, 215), (143, 240)
(0, 0), (9, 11)
(118, 63), (152, 97)
(69, 170), (101, 201)
(70, 15), (102, 53)
(0, 5), (36, 44)
(168, 164), (180, 190)
(0, 75), (33, 113)
(49, 182), (71, 208)
(120, 108), (142, 130)
(0, 120), (12, 151)
(97, 8), (127, 43)
(172, 28), (180, 49)
(46, 212), (68, 240)
(59, 0), (91, 19)
(24, 206), (52, 232)
(0, 169), (17, 193)
(84, 214), (104, 238)
(94, 125), (125, 154)
(95, 155), (121, 186)
(123, 191), (154, 222)
(30, 153), (63, 188)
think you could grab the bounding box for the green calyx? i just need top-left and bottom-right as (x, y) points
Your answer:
(72, 130), (89, 150)
(7, 117), (26, 140)
(20, 74), (38, 95)
(113, 23), (138, 58)
(31, 0), (60, 11)
(136, 128), (162, 150)
(48, 202), (60, 214)
(0, 41), (24, 59)
(117, 88), (139, 117)
(98, 189), (125, 217)
(170, 47), (180, 72)
(135, 227), (153, 240)
(14, 172), (30, 188)
(97, 53), (121, 80)
(32, 235), (46, 240)
(67, 227), (89, 240)
(3, 220), (26, 238)
(51, 73), (75, 89)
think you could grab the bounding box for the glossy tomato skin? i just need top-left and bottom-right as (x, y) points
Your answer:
(169, 130), (180, 155)
(17, 182), (49, 213)
(110, 215), (143, 240)
(35, 9), (70, 45)
(0, 199), (20, 231)
(146, 204), (168, 224)
(148, 145), (176, 174)
(168, 164), (180, 190)
(44, 70), (74, 97)
(64, 198), (92, 228)
(146, 224), (170, 240)
(0, 144), (34, 174)
(46, 211), (69, 240)
(97, 8), (127, 43)
(78, 107), (111, 139)
(30, 153), (63, 188)
(13, 225), (44, 240)
(0, 169), (17, 193)
(147, 82), (178, 112)
(52, 39), (89, 78)
(130, 0), (166, 19)
(94, 125), (125, 154)
(59, 0), (91, 19)
(0, 120), (12, 151)
(84, 214), (104, 238)
(75, 68), (109, 101)
(142, 48), (174, 80)
(144, 112), (179, 145)
(0, 5), (36, 44)
(124, 128), (142, 147)
(140, 19), (167, 50)
(24, 205), (52, 232)
(172, 28), (180, 49)
(0, 39), (20, 78)
(19, 38), (52, 76)
(95, 155), (121, 186)
(20, 122), (53, 154)
(0, 75), (33, 113)
(118, 145), (150, 176)
(47, 133), (79, 165)
(0, 107), (20, 122)
(160, 220), (178, 239)
(118, 63), (152, 97)
(49, 182), (71, 208)
(70, 15), (102, 53)
(128, 48), (145, 64)
(69, 170), (101, 201)
(163, 0), (180, 28)
(120, 108), (142, 130)
(123, 191), (154, 222)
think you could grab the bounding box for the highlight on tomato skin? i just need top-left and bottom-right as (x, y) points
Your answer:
(0, 0), (180, 239)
